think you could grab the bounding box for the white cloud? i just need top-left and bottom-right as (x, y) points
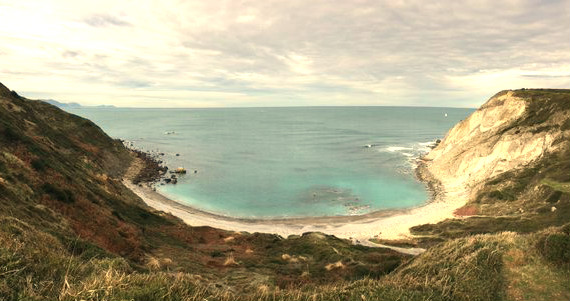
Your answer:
(0, 0), (568, 107)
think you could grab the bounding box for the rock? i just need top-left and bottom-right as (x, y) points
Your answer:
(176, 153), (180, 156)
(175, 167), (187, 174)
(164, 178), (171, 183)
(194, 170), (198, 174)
(171, 179), (177, 184)
(170, 175), (177, 179)
(551, 206), (557, 212)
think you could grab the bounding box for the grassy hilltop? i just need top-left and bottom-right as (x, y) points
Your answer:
(1, 82), (569, 301)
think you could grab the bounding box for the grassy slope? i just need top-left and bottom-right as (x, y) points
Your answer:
(3, 214), (568, 301)
(1, 84), (568, 301)
(0, 83), (409, 300)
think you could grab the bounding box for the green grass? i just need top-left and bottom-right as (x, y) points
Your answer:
(542, 179), (570, 194)
(502, 226), (570, 301)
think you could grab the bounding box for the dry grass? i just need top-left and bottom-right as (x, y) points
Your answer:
(146, 256), (161, 271)
(3, 212), (569, 301)
(223, 253), (239, 266)
(325, 261), (345, 271)
(3, 220), (570, 301)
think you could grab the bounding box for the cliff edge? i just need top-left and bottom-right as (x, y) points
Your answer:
(425, 89), (569, 201)
(415, 89), (569, 239)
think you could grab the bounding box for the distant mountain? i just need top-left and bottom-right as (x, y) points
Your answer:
(42, 99), (116, 108)
(43, 99), (82, 108)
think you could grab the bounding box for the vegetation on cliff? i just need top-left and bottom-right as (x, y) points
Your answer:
(1, 83), (569, 300)
(412, 89), (570, 242)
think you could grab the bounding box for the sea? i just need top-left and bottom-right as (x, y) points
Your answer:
(67, 106), (474, 219)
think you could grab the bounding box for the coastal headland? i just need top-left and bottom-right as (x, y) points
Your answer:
(1, 82), (569, 300)
(124, 90), (569, 242)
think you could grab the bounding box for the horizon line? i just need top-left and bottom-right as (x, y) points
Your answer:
(61, 104), (478, 110)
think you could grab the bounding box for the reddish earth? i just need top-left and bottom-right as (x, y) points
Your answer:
(454, 205), (479, 217)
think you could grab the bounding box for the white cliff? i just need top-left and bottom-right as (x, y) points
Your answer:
(424, 90), (570, 202)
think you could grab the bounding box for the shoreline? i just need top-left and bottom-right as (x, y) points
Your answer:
(124, 150), (466, 240)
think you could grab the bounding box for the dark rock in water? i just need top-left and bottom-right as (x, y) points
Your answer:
(164, 178), (171, 183)
(159, 152), (164, 156)
(176, 153), (180, 156)
(171, 179), (178, 184)
(194, 170), (198, 174)
(429, 139), (442, 149)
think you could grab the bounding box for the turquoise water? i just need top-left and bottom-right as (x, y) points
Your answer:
(68, 106), (473, 218)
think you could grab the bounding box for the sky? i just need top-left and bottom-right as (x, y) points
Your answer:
(0, 0), (569, 108)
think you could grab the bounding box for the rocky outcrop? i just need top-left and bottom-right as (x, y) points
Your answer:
(424, 89), (570, 202)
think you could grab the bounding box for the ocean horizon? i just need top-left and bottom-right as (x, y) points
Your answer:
(68, 106), (474, 218)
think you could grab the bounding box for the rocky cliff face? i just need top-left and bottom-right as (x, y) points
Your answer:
(424, 89), (570, 204)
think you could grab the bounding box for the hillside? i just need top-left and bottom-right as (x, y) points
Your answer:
(1, 82), (569, 301)
(413, 89), (570, 243)
(0, 82), (409, 299)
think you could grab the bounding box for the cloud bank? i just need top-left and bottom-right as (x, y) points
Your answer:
(0, 0), (568, 107)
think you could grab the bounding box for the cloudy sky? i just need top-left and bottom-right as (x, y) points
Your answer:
(0, 0), (568, 108)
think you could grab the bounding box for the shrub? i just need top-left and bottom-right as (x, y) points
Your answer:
(31, 158), (48, 171)
(41, 183), (75, 204)
(536, 232), (570, 264)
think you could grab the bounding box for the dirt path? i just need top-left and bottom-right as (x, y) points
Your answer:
(352, 239), (426, 256)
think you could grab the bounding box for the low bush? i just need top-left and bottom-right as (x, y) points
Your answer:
(536, 231), (570, 265)
(41, 183), (75, 204)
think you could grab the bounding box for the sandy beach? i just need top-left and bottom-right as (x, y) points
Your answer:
(124, 156), (467, 241)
